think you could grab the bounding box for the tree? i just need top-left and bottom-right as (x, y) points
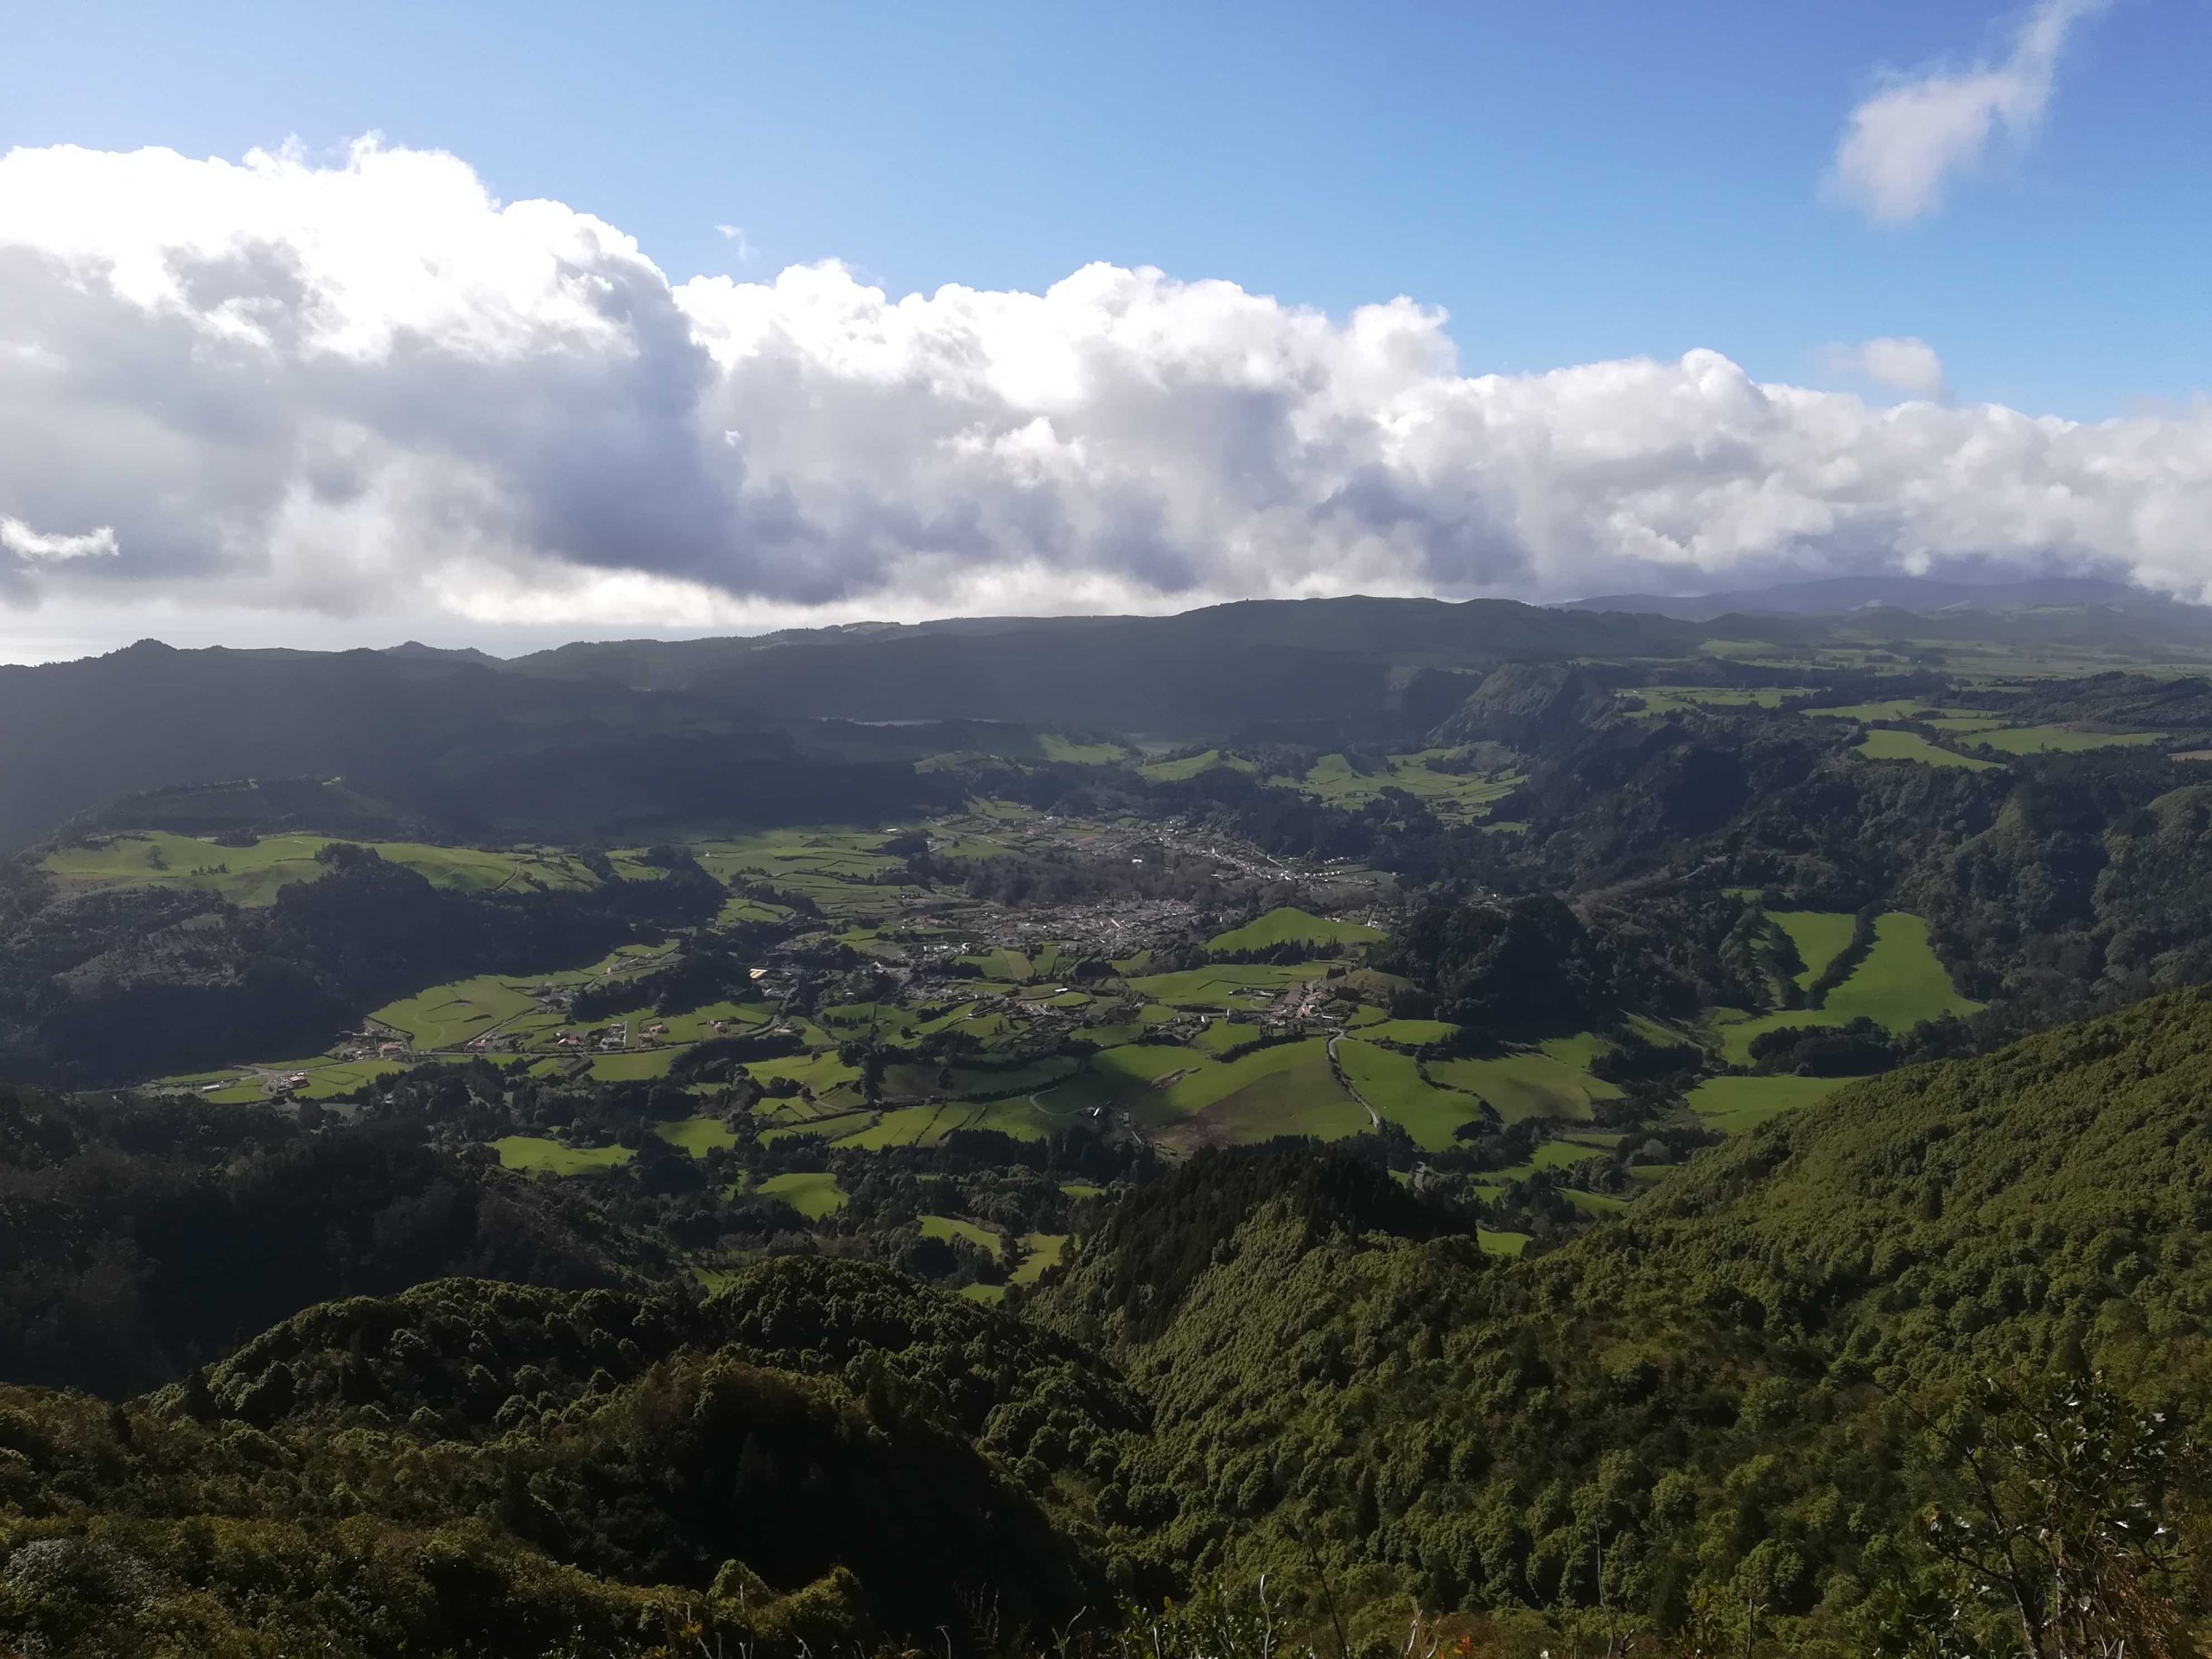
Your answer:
(1875, 1376), (2196, 1659)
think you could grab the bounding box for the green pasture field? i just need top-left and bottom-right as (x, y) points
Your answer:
(1138, 749), (1253, 782)
(760, 1110), (873, 1144)
(490, 1136), (634, 1175)
(744, 1051), (862, 1096)
(1718, 912), (1980, 1063)
(1487, 1141), (1614, 1184)
(1770, 910), (1856, 988)
(716, 896), (793, 925)
(1207, 906), (1382, 955)
(1124, 963), (1322, 1008)
(756, 1171), (847, 1217)
(835, 1104), (964, 1150)
(1183, 1020), (1255, 1055)
(1152, 1037), (1367, 1144)
(43, 832), (639, 906)
(1289, 751), (1523, 820)
(1857, 728), (2002, 769)
(1807, 699), (1942, 721)
(1564, 1190), (1632, 1216)
(1627, 687), (1808, 714)
(585, 1047), (680, 1082)
(1012, 1234), (1067, 1285)
(654, 1116), (737, 1156)
(1477, 1230), (1530, 1257)
(291, 1060), (404, 1100)
(1825, 913), (1983, 1027)
(1346, 1017), (1459, 1047)
(957, 1283), (1008, 1305)
(1688, 1073), (1857, 1135)
(372, 976), (549, 1050)
(1426, 1040), (1622, 1123)
(920, 1215), (1001, 1252)
(1059, 1182), (1104, 1199)
(963, 948), (1033, 982)
(1968, 725), (2160, 755)
(1336, 1039), (1480, 1150)
(1037, 733), (1131, 765)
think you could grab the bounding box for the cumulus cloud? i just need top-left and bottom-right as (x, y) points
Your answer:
(0, 518), (119, 562)
(1, 135), (2211, 646)
(1823, 336), (1951, 400)
(1827, 0), (2107, 224)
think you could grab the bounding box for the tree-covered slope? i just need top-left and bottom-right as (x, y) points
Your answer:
(0, 1259), (1147, 1658)
(1038, 988), (2212, 1650)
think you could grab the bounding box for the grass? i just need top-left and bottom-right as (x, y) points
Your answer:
(1037, 733), (1130, 765)
(1718, 912), (1980, 1063)
(957, 1283), (1008, 1306)
(1856, 729), (2003, 770)
(1012, 1234), (1067, 1285)
(655, 1116), (737, 1156)
(1969, 725), (2160, 755)
(1770, 910), (1856, 989)
(756, 1171), (847, 1218)
(1124, 963), (1319, 1009)
(1688, 1073), (1857, 1135)
(1477, 1229), (1530, 1257)
(1336, 1039), (1480, 1150)
(1206, 906), (1382, 955)
(1807, 698), (1943, 721)
(589, 1047), (681, 1082)
(1826, 913), (1983, 1028)
(920, 1215), (1001, 1252)
(1628, 687), (1808, 715)
(1108, 1037), (1365, 1145)
(1355, 1019), (1460, 1046)
(1291, 751), (1523, 821)
(372, 976), (546, 1049)
(1426, 1043), (1622, 1123)
(44, 833), (630, 906)
(1137, 749), (1252, 782)
(490, 1136), (634, 1176)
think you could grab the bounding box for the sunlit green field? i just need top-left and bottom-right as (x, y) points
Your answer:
(1967, 725), (2159, 755)
(1856, 728), (2002, 770)
(1012, 1233), (1067, 1284)
(1336, 1039), (1478, 1149)
(1719, 912), (1980, 1062)
(43, 832), (652, 906)
(1426, 1039), (1622, 1123)
(1206, 906), (1382, 955)
(920, 1215), (1000, 1251)
(1137, 748), (1254, 782)
(756, 1171), (847, 1217)
(1769, 910), (1855, 988)
(490, 1136), (634, 1175)
(655, 1116), (738, 1155)
(1289, 751), (1523, 820)
(1124, 963), (1324, 1008)
(1688, 1073), (1857, 1135)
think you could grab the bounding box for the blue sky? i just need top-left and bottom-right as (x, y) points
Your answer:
(4, 0), (2202, 420)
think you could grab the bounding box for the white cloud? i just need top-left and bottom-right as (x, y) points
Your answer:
(2, 136), (2212, 646)
(1827, 0), (2108, 224)
(1823, 336), (1951, 400)
(715, 224), (755, 263)
(0, 517), (118, 562)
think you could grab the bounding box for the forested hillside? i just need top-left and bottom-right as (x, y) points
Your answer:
(10, 993), (2212, 1654)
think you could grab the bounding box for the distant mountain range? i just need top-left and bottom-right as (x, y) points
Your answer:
(4, 583), (2212, 852)
(1560, 572), (2185, 620)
